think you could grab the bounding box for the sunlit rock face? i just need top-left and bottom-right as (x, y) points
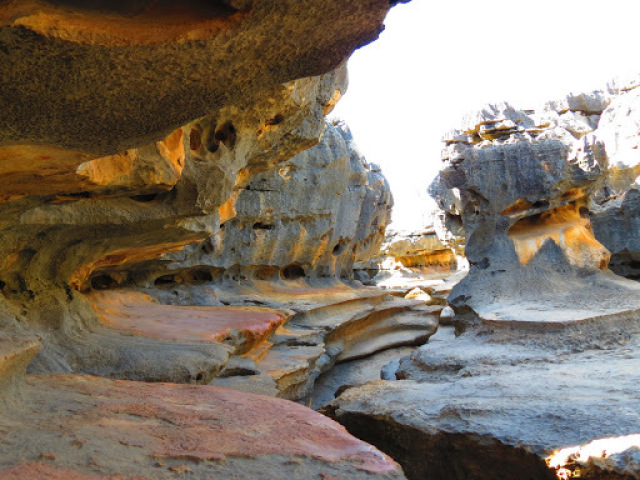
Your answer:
(382, 228), (458, 270)
(107, 120), (393, 285)
(590, 80), (640, 278)
(426, 97), (640, 328)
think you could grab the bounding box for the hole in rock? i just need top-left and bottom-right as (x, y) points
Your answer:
(189, 128), (202, 151)
(184, 269), (213, 283)
(129, 193), (159, 202)
(332, 243), (346, 256)
(253, 222), (274, 230)
(154, 274), (178, 286)
(265, 114), (285, 126)
(90, 274), (117, 290)
(214, 121), (237, 149)
(200, 239), (214, 254)
(281, 264), (306, 280)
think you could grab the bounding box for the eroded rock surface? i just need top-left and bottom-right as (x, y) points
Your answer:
(0, 0), (399, 155)
(110, 119), (393, 285)
(326, 324), (640, 480)
(429, 95), (640, 329)
(0, 337), (407, 480)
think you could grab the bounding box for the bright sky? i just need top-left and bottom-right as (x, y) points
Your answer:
(331, 0), (639, 230)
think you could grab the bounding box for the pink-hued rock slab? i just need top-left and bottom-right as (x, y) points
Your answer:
(90, 290), (287, 353)
(0, 372), (404, 480)
(0, 463), (148, 480)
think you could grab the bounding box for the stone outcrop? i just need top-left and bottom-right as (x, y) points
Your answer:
(0, 2), (419, 478)
(319, 82), (640, 480)
(96, 119), (393, 286)
(590, 81), (640, 278)
(0, 335), (407, 480)
(381, 228), (459, 270)
(0, 0), (400, 155)
(325, 324), (640, 480)
(429, 95), (640, 329)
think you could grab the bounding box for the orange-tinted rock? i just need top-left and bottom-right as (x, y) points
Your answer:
(0, 129), (185, 202)
(90, 290), (286, 353)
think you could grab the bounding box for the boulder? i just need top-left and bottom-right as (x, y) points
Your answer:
(0, 336), (407, 480)
(326, 323), (640, 480)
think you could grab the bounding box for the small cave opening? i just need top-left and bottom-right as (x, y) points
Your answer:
(129, 193), (159, 203)
(154, 274), (178, 286)
(253, 222), (274, 231)
(281, 264), (306, 280)
(90, 274), (118, 290)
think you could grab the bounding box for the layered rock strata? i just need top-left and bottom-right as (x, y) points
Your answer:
(0, 1), (418, 478)
(321, 83), (640, 480)
(429, 98), (640, 328)
(95, 119), (392, 286)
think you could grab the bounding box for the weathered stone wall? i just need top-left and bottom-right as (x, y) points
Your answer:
(116, 120), (393, 285)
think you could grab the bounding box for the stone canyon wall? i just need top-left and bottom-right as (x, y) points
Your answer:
(0, 2), (419, 479)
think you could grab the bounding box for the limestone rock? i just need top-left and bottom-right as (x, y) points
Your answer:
(1, 65), (350, 381)
(0, 0), (394, 155)
(382, 228), (459, 271)
(429, 93), (640, 329)
(132, 120), (392, 283)
(592, 188), (640, 279)
(0, 337), (407, 480)
(326, 324), (640, 480)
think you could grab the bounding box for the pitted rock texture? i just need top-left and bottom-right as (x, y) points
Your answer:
(0, 0), (398, 155)
(325, 323), (640, 480)
(590, 80), (640, 278)
(0, 64), (353, 381)
(101, 120), (392, 286)
(0, 337), (407, 480)
(429, 94), (640, 328)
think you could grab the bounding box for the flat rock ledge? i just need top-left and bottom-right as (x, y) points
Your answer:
(324, 322), (640, 480)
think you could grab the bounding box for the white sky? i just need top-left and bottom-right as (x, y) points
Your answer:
(331, 0), (639, 230)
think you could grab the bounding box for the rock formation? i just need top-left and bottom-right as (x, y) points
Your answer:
(380, 227), (460, 272)
(323, 83), (640, 480)
(428, 95), (640, 329)
(0, 1), (420, 478)
(590, 81), (640, 278)
(0, 334), (407, 480)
